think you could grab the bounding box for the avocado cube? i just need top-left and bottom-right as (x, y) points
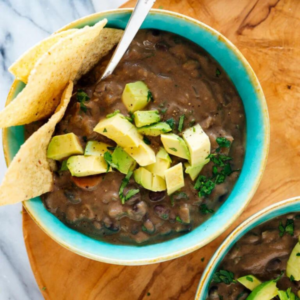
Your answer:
(247, 280), (278, 300)
(157, 147), (172, 163)
(112, 146), (136, 174)
(124, 141), (156, 166)
(137, 122), (172, 136)
(287, 236), (300, 280)
(183, 124), (210, 166)
(133, 110), (161, 127)
(146, 149), (171, 178)
(164, 163), (184, 195)
(134, 167), (152, 190)
(122, 81), (151, 112)
(237, 275), (262, 291)
(161, 133), (190, 160)
(85, 141), (113, 156)
(94, 113), (141, 148)
(152, 174), (166, 191)
(47, 133), (83, 161)
(67, 155), (109, 177)
(184, 162), (204, 181)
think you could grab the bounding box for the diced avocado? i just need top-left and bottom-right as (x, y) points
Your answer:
(152, 174), (166, 191)
(137, 122), (172, 136)
(247, 280), (278, 300)
(133, 110), (161, 127)
(287, 237), (300, 280)
(157, 147), (172, 163)
(134, 167), (152, 190)
(182, 124), (210, 166)
(134, 168), (166, 191)
(184, 162), (204, 181)
(237, 275), (262, 291)
(146, 150), (171, 178)
(94, 113), (141, 148)
(47, 133), (83, 160)
(67, 155), (109, 177)
(164, 163), (184, 195)
(278, 288), (297, 300)
(124, 141), (156, 166)
(112, 146), (136, 174)
(84, 141), (113, 156)
(122, 81), (151, 112)
(161, 133), (190, 160)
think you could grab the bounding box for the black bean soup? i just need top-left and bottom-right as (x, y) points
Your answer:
(27, 29), (246, 245)
(207, 213), (300, 300)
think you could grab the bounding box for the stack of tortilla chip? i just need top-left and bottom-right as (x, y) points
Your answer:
(0, 19), (123, 205)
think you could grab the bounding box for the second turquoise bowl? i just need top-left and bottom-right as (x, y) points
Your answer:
(3, 9), (269, 265)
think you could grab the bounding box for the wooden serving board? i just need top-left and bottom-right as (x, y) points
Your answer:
(23, 0), (300, 299)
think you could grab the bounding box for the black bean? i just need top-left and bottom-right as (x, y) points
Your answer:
(154, 205), (170, 220)
(152, 29), (160, 36)
(265, 258), (281, 273)
(149, 191), (166, 202)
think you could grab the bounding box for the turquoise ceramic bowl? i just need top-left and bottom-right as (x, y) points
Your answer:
(3, 9), (269, 265)
(196, 197), (300, 299)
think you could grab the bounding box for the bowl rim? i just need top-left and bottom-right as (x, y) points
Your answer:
(195, 196), (300, 299)
(2, 8), (270, 265)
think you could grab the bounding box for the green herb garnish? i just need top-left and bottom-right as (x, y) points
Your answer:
(107, 146), (116, 151)
(195, 175), (215, 197)
(201, 257), (205, 262)
(147, 90), (154, 102)
(76, 89), (90, 113)
(166, 118), (175, 130)
(199, 204), (214, 214)
(106, 110), (120, 118)
(290, 275), (295, 282)
(60, 160), (68, 171)
(178, 115), (185, 132)
(160, 108), (167, 114)
(143, 136), (151, 145)
(170, 147), (177, 152)
(297, 253), (300, 256)
(119, 170), (139, 204)
(279, 219), (294, 237)
(103, 128), (107, 133)
(176, 216), (183, 223)
(212, 269), (236, 285)
(216, 137), (231, 152)
(246, 276), (253, 282)
(216, 68), (222, 78)
(103, 151), (118, 172)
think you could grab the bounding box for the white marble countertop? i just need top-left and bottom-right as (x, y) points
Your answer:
(0, 1), (126, 299)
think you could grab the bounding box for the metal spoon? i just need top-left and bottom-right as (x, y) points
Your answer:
(100, 0), (156, 80)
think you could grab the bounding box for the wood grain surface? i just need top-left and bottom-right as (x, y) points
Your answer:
(23, 0), (300, 299)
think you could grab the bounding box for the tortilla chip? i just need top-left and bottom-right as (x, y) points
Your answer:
(0, 19), (123, 128)
(0, 81), (73, 206)
(9, 29), (78, 84)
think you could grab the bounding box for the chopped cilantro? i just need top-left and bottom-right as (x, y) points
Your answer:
(170, 147), (177, 152)
(126, 111), (135, 123)
(212, 269), (236, 285)
(195, 175), (215, 197)
(82, 136), (87, 143)
(103, 151), (118, 172)
(216, 137), (231, 152)
(216, 68), (222, 78)
(201, 257), (205, 262)
(178, 115), (185, 132)
(119, 171), (139, 204)
(200, 204), (214, 214)
(166, 118), (175, 130)
(103, 128), (107, 133)
(143, 136), (151, 145)
(107, 146), (116, 151)
(106, 110), (120, 118)
(147, 292), (151, 296)
(279, 219), (294, 237)
(160, 108), (167, 114)
(176, 216), (183, 223)
(147, 90), (154, 102)
(76, 89), (90, 113)
(297, 253), (300, 256)
(290, 275), (295, 282)
(246, 276), (253, 282)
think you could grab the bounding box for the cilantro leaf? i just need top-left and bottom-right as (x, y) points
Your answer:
(194, 175), (215, 197)
(178, 115), (185, 132)
(166, 118), (175, 130)
(200, 204), (214, 214)
(216, 137), (231, 152)
(147, 90), (154, 102)
(76, 89), (90, 113)
(143, 136), (151, 145)
(279, 219), (294, 237)
(212, 269), (236, 285)
(60, 160), (68, 171)
(176, 216), (183, 223)
(106, 110), (120, 118)
(119, 171), (139, 204)
(103, 151), (118, 172)
(216, 68), (222, 78)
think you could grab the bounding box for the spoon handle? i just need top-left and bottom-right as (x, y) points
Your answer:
(101, 0), (156, 80)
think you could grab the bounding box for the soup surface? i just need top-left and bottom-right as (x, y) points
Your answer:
(207, 213), (300, 299)
(31, 29), (246, 245)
